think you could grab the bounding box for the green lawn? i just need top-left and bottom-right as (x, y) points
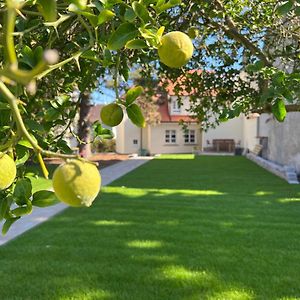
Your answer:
(1, 155), (300, 300)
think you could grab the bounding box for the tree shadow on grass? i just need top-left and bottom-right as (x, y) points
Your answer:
(0, 156), (300, 299)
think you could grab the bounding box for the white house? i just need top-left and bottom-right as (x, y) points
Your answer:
(115, 92), (258, 155)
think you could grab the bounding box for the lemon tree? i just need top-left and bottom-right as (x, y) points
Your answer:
(0, 0), (192, 234)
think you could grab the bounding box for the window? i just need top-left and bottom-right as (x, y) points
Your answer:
(172, 100), (181, 113)
(165, 130), (176, 144)
(184, 130), (196, 144)
(133, 139), (138, 145)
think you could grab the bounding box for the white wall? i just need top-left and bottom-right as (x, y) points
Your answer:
(203, 116), (244, 148)
(169, 96), (191, 115)
(149, 123), (201, 154)
(202, 115), (258, 151)
(116, 115), (141, 154)
(259, 112), (300, 172)
(243, 116), (258, 151)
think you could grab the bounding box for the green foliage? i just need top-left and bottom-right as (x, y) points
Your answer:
(125, 86), (144, 105)
(32, 190), (60, 207)
(126, 103), (146, 127)
(272, 98), (287, 122)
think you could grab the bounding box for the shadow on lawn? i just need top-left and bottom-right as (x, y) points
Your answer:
(1, 156), (300, 299)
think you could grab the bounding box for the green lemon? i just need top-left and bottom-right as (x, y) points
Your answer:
(53, 159), (101, 207)
(158, 31), (194, 68)
(100, 103), (124, 127)
(0, 153), (17, 190)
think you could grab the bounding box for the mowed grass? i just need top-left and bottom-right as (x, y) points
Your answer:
(1, 155), (300, 299)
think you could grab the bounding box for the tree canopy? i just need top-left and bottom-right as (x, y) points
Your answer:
(0, 0), (299, 233)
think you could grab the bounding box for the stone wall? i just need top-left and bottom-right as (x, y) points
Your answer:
(259, 112), (300, 173)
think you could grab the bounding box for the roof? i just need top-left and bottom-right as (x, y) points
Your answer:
(161, 69), (216, 97)
(157, 101), (197, 123)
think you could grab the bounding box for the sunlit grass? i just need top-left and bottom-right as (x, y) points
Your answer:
(156, 154), (195, 159)
(0, 155), (300, 299)
(127, 240), (163, 249)
(92, 220), (133, 226)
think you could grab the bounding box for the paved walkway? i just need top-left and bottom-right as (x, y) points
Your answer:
(0, 157), (153, 246)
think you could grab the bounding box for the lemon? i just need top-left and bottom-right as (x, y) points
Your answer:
(0, 153), (16, 190)
(158, 31), (194, 68)
(53, 159), (101, 207)
(100, 103), (124, 127)
(187, 27), (199, 39)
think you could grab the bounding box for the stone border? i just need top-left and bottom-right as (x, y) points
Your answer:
(246, 153), (299, 184)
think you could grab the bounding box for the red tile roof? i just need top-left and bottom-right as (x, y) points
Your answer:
(157, 101), (197, 123)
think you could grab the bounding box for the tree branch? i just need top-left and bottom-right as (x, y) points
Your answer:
(212, 0), (272, 66)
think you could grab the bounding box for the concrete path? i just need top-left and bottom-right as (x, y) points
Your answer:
(0, 157), (153, 246)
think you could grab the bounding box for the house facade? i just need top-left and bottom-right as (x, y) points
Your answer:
(115, 95), (258, 155)
(115, 96), (202, 155)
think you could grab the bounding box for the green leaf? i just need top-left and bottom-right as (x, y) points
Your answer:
(65, 0), (87, 10)
(2, 217), (20, 235)
(0, 196), (13, 221)
(132, 1), (151, 23)
(81, 50), (101, 62)
(68, 6), (98, 27)
(125, 39), (148, 49)
(272, 98), (287, 122)
(99, 0), (122, 8)
(20, 45), (36, 68)
(107, 23), (139, 50)
(32, 191), (60, 207)
(246, 60), (264, 72)
(125, 86), (144, 105)
(276, 1), (293, 15)
(98, 9), (115, 25)
(157, 26), (165, 39)
(37, 0), (57, 22)
(126, 104), (145, 127)
(18, 134), (38, 149)
(14, 178), (32, 205)
(15, 145), (30, 166)
(124, 8), (136, 22)
(45, 107), (61, 122)
(57, 139), (73, 154)
(93, 122), (114, 139)
(34, 46), (44, 62)
(11, 200), (33, 217)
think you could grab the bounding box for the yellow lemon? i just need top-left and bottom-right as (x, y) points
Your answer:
(53, 159), (101, 207)
(0, 153), (16, 190)
(158, 31), (194, 68)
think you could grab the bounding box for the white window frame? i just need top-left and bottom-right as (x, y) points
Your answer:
(172, 100), (181, 114)
(184, 129), (196, 144)
(165, 130), (177, 144)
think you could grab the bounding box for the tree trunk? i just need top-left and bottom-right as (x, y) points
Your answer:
(77, 92), (92, 158)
